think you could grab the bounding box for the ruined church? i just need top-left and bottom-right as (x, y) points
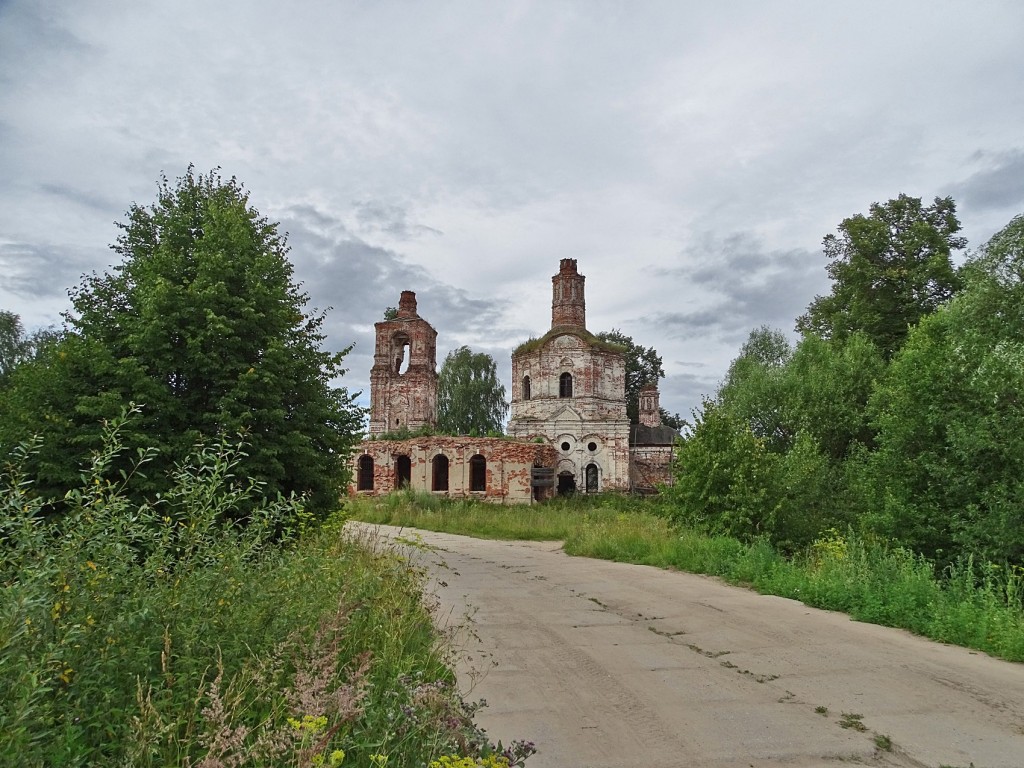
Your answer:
(350, 259), (677, 503)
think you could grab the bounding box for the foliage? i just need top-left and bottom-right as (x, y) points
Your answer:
(717, 327), (794, 451)
(0, 414), (529, 767)
(383, 306), (398, 321)
(0, 168), (362, 516)
(511, 327), (623, 357)
(0, 310), (31, 384)
(0, 311), (58, 388)
(595, 329), (665, 424)
(349, 494), (1024, 662)
(864, 214), (1024, 565)
(667, 398), (780, 542)
(435, 346), (508, 436)
(797, 194), (965, 358)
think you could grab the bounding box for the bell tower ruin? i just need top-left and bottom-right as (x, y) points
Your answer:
(551, 258), (586, 329)
(368, 291), (438, 435)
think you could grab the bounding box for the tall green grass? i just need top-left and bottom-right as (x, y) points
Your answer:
(350, 494), (1024, 662)
(1, 412), (533, 767)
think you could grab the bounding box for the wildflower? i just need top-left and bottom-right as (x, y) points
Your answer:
(329, 749), (346, 766)
(369, 755), (389, 767)
(286, 714), (328, 734)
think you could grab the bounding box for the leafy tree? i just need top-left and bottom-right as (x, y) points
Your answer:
(435, 346), (508, 435)
(783, 332), (884, 461)
(383, 306), (398, 321)
(0, 310), (30, 385)
(718, 327), (794, 450)
(797, 194), (966, 358)
(0, 311), (58, 387)
(1, 168), (362, 516)
(865, 213), (1024, 565)
(667, 397), (780, 542)
(596, 329), (666, 423)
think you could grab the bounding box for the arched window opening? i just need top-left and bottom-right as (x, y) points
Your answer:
(557, 470), (576, 496)
(522, 375), (531, 401)
(432, 454), (449, 492)
(470, 454), (487, 492)
(357, 455), (374, 491)
(395, 455), (411, 488)
(392, 331), (410, 375)
(586, 463), (599, 494)
(559, 372), (573, 398)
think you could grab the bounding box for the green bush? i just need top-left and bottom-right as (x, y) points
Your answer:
(1, 411), (531, 767)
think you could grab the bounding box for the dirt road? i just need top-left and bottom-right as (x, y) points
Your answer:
(356, 524), (1024, 768)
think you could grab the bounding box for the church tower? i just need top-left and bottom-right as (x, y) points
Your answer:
(551, 258), (586, 329)
(368, 291), (438, 435)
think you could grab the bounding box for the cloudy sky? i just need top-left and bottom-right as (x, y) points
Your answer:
(2, 1), (1022, 422)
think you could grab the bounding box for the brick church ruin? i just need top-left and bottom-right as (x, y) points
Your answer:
(350, 259), (677, 503)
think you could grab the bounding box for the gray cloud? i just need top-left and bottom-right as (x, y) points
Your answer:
(648, 232), (827, 347)
(952, 149), (1024, 212)
(353, 200), (443, 240)
(0, 241), (105, 300)
(1, 0), (1022, 426)
(279, 204), (513, 406)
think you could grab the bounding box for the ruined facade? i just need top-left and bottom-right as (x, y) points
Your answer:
(506, 259), (632, 494)
(368, 291), (438, 435)
(353, 436), (559, 503)
(350, 260), (676, 503)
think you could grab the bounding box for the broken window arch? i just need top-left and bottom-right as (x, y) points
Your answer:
(391, 331), (410, 374)
(469, 454), (486, 492)
(559, 372), (573, 398)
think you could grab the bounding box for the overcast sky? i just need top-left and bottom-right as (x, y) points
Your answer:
(2, 1), (1022, 422)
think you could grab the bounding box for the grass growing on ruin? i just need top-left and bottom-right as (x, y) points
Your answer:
(1, 414), (533, 768)
(349, 494), (1024, 662)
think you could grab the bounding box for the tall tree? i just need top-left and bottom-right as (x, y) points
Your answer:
(865, 213), (1024, 565)
(596, 329), (665, 424)
(435, 346), (508, 435)
(0, 311), (30, 386)
(0, 312), (57, 387)
(797, 194), (965, 358)
(1, 168), (362, 515)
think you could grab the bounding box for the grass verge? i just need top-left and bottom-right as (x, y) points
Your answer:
(349, 493), (1024, 663)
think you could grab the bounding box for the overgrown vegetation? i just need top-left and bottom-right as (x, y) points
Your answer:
(1, 413), (533, 767)
(350, 494), (1024, 663)
(671, 200), (1024, 571)
(0, 168), (362, 518)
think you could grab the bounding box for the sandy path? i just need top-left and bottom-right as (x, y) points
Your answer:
(354, 524), (1024, 768)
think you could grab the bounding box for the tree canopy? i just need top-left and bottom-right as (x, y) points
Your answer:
(1, 168), (362, 515)
(0, 311), (58, 387)
(797, 194), (965, 358)
(435, 346), (508, 435)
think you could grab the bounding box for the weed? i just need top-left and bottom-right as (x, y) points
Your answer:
(874, 733), (892, 751)
(839, 712), (867, 731)
(814, 706), (828, 716)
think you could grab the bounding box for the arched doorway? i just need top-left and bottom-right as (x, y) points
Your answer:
(432, 454), (450, 492)
(357, 455), (374, 491)
(469, 454), (487, 492)
(394, 455), (411, 489)
(557, 470), (576, 496)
